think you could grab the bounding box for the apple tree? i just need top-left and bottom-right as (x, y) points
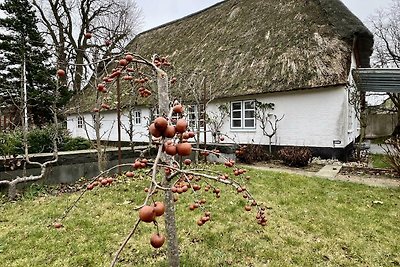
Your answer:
(54, 52), (268, 267)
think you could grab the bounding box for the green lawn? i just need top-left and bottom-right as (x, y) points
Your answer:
(370, 153), (392, 169)
(0, 166), (399, 267)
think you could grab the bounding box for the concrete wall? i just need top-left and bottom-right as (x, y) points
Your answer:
(0, 146), (236, 189)
(0, 148), (141, 186)
(366, 113), (397, 138)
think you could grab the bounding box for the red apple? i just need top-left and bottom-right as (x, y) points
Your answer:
(57, 69), (65, 77)
(150, 233), (165, 248)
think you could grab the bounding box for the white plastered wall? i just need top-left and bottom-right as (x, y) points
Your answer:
(66, 107), (151, 143)
(205, 85), (350, 148)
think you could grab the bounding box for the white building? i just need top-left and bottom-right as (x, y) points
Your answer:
(66, 0), (373, 159)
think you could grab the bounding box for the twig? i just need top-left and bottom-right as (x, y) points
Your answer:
(59, 163), (133, 220)
(110, 218), (141, 267)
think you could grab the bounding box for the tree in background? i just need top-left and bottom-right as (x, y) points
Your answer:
(0, 0), (60, 126)
(32, 0), (142, 92)
(206, 104), (229, 143)
(255, 101), (284, 154)
(370, 0), (400, 136)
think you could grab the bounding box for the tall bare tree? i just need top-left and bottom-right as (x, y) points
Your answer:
(370, 0), (400, 136)
(32, 0), (142, 92)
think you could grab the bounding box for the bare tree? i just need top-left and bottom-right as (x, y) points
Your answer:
(206, 104), (229, 143)
(173, 70), (217, 162)
(255, 101), (284, 154)
(369, 0), (400, 136)
(0, 58), (59, 200)
(32, 0), (142, 92)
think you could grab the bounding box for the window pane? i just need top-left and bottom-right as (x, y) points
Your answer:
(245, 101), (255, 109)
(245, 110), (254, 119)
(133, 111), (141, 125)
(245, 119), (255, 128)
(232, 102), (242, 110)
(232, 111), (241, 119)
(232, 119), (241, 128)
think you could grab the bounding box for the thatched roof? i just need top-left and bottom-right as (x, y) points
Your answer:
(67, 0), (373, 114)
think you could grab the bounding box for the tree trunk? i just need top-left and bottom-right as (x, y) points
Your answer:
(128, 109), (135, 153)
(156, 67), (180, 266)
(74, 51), (85, 92)
(268, 137), (272, 154)
(357, 92), (367, 159)
(164, 182), (180, 267)
(95, 112), (106, 172)
(392, 108), (400, 137)
(8, 182), (17, 200)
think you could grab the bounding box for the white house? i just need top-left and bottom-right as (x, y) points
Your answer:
(66, 0), (373, 159)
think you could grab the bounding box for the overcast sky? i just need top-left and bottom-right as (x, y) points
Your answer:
(135, 0), (393, 32)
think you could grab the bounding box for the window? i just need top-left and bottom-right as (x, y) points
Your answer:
(77, 116), (84, 128)
(230, 100), (255, 129)
(186, 105), (198, 129)
(133, 110), (141, 125)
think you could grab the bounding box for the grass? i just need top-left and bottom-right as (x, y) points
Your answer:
(370, 154), (392, 169)
(1, 165), (400, 267)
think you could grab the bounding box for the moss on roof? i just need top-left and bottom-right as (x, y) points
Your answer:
(67, 0), (373, 114)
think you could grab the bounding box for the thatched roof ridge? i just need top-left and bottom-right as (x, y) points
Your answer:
(67, 0), (373, 114)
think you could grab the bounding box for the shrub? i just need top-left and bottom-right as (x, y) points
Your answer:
(0, 125), (89, 155)
(27, 128), (54, 153)
(0, 131), (23, 156)
(61, 137), (91, 151)
(236, 144), (271, 164)
(278, 147), (312, 167)
(380, 137), (400, 175)
(27, 125), (75, 153)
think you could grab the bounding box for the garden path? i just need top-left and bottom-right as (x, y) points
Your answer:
(247, 164), (400, 188)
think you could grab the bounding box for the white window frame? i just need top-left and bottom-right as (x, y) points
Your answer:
(133, 110), (142, 125)
(230, 100), (256, 129)
(77, 116), (84, 129)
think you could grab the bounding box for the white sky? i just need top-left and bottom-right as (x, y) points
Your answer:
(135, 0), (394, 32)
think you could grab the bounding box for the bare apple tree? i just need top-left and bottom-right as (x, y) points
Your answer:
(54, 54), (268, 267)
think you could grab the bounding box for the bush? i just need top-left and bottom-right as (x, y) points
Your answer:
(27, 128), (54, 153)
(0, 131), (23, 156)
(278, 147), (312, 167)
(0, 126), (90, 155)
(61, 137), (91, 151)
(380, 137), (400, 175)
(236, 144), (271, 164)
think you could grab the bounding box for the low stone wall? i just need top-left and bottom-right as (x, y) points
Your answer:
(0, 147), (144, 186)
(0, 144), (238, 188)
